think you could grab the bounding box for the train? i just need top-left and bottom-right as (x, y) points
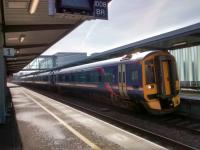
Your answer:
(18, 50), (180, 114)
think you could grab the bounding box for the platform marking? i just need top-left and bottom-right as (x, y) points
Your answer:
(22, 91), (102, 150)
(22, 87), (166, 150)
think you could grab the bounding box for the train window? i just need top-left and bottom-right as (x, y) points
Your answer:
(62, 75), (64, 82)
(89, 71), (93, 82)
(98, 75), (102, 82)
(65, 75), (69, 82)
(104, 67), (115, 83)
(145, 60), (155, 84)
(79, 73), (86, 82)
(58, 74), (64, 82)
(118, 72), (121, 82)
(45, 76), (48, 81)
(90, 71), (98, 82)
(71, 74), (74, 82)
(73, 74), (76, 82)
(123, 72), (125, 83)
(68, 74), (71, 82)
(112, 74), (115, 83)
(131, 70), (138, 82)
(74, 74), (79, 82)
(86, 72), (90, 82)
(104, 73), (113, 83)
(43, 76), (46, 81)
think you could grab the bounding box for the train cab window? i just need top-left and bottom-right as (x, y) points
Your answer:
(145, 60), (155, 84)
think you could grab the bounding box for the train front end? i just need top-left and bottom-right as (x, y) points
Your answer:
(142, 51), (180, 114)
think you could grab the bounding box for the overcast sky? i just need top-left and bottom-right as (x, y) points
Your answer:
(42, 0), (200, 56)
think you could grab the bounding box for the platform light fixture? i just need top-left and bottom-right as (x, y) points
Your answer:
(16, 49), (20, 54)
(8, 1), (28, 9)
(172, 42), (187, 47)
(7, 37), (18, 41)
(19, 34), (25, 43)
(29, 0), (40, 14)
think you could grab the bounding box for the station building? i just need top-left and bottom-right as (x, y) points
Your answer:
(13, 52), (88, 77)
(170, 45), (200, 88)
(54, 52), (87, 67)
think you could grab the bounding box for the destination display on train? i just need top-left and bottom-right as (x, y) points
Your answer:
(93, 0), (108, 19)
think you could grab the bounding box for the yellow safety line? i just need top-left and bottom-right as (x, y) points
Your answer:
(22, 91), (102, 150)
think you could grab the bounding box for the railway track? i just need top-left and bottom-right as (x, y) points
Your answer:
(157, 115), (200, 135)
(55, 99), (197, 150)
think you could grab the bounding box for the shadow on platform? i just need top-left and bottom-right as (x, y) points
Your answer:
(7, 84), (21, 89)
(0, 88), (22, 150)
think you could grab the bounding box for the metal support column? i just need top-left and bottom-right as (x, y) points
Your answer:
(0, 27), (6, 123)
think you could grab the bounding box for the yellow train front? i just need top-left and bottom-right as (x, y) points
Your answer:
(140, 51), (180, 114)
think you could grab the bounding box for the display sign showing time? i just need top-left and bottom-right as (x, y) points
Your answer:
(93, 0), (108, 20)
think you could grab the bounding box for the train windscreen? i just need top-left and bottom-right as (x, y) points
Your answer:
(145, 60), (155, 84)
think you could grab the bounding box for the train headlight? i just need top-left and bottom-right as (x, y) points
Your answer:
(147, 85), (154, 89)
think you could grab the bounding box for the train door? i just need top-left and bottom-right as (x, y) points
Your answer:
(156, 56), (176, 97)
(118, 64), (129, 98)
(162, 61), (171, 95)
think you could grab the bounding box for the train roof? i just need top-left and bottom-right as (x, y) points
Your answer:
(57, 50), (158, 74)
(20, 50), (163, 77)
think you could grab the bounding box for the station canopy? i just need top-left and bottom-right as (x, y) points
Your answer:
(54, 22), (200, 70)
(1, 0), (109, 73)
(2, 1), (200, 73)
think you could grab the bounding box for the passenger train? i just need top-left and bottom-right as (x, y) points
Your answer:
(19, 50), (180, 114)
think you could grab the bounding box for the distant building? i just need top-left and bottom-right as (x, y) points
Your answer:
(54, 52), (87, 67)
(170, 45), (200, 88)
(23, 52), (87, 70)
(16, 52), (87, 78)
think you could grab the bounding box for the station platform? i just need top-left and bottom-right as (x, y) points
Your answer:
(8, 83), (166, 150)
(175, 92), (200, 119)
(180, 92), (200, 101)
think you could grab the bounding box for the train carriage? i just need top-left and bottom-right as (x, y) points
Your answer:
(19, 50), (180, 114)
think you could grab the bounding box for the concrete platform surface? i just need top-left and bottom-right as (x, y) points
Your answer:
(178, 92), (200, 119)
(0, 86), (22, 150)
(9, 83), (166, 150)
(180, 92), (200, 101)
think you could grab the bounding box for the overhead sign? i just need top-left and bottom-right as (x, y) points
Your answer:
(49, 0), (108, 20)
(55, 0), (91, 14)
(3, 48), (15, 57)
(93, 0), (108, 20)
